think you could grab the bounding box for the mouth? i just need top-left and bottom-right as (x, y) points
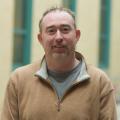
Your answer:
(52, 45), (66, 48)
(54, 46), (65, 48)
(52, 45), (67, 53)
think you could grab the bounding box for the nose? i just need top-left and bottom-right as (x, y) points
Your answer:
(55, 29), (63, 42)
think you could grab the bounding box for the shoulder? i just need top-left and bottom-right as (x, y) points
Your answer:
(8, 61), (41, 87)
(86, 64), (114, 97)
(86, 64), (110, 82)
(86, 64), (111, 85)
(15, 60), (40, 73)
(12, 60), (41, 77)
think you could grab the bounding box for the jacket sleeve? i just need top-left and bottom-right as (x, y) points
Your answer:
(1, 73), (19, 120)
(99, 72), (117, 120)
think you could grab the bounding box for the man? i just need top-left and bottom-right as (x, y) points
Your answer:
(1, 7), (117, 120)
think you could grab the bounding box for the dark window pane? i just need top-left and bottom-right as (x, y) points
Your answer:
(13, 35), (24, 63)
(14, 0), (25, 29)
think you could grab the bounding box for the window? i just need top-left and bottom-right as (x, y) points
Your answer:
(13, 0), (32, 69)
(99, 0), (111, 69)
(63, 0), (76, 12)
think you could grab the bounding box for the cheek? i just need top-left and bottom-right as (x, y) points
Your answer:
(68, 40), (77, 50)
(42, 35), (52, 46)
(42, 39), (53, 49)
(44, 34), (54, 42)
(65, 35), (77, 45)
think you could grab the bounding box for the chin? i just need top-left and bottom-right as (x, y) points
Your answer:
(52, 53), (68, 61)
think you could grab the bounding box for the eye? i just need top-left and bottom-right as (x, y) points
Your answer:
(60, 26), (71, 34)
(46, 28), (56, 35)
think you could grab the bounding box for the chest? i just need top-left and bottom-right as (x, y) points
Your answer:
(19, 79), (100, 120)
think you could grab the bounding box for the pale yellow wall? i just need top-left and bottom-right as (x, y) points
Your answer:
(109, 0), (120, 80)
(0, 0), (14, 113)
(76, 1), (100, 66)
(31, 0), (62, 62)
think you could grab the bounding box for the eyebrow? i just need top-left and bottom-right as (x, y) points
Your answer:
(46, 25), (56, 30)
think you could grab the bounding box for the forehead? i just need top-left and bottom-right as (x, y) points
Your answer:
(42, 11), (74, 28)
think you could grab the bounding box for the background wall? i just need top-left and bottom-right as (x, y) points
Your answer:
(0, 0), (14, 113)
(76, 0), (100, 66)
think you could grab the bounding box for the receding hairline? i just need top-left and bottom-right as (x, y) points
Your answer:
(39, 7), (76, 32)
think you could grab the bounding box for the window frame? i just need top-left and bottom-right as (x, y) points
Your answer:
(13, 0), (32, 69)
(99, 0), (111, 69)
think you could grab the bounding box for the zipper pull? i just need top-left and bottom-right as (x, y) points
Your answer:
(57, 100), (61, 112)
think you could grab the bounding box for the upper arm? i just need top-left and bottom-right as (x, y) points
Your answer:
(1, 73), (19, 120)
(99, 72), (117, 120)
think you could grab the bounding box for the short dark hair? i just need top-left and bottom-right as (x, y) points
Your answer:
(39, 7), (76, 32)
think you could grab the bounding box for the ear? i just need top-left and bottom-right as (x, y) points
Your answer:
(76, 30), (81, 42)
(38, 33), (43, 44)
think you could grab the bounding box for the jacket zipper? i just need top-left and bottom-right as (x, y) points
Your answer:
(45, 78), (62, 112)
(60, 80), (82, 102)
(56, 99), (61, 112)
(36, 76), (83, 112)
(48, 78), (82, 112)
(56, 80), (82, 111)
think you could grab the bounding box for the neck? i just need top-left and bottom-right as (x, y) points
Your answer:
(46, 54), (80, 73)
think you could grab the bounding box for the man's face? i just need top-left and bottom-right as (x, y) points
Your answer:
(38, 11), (80, 60)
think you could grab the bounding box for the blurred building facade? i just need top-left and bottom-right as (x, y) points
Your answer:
(0, 0), (120, 112)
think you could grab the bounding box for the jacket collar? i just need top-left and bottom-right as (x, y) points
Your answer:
(35, 52), (90, 82)
(35, 56), (48, 80)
